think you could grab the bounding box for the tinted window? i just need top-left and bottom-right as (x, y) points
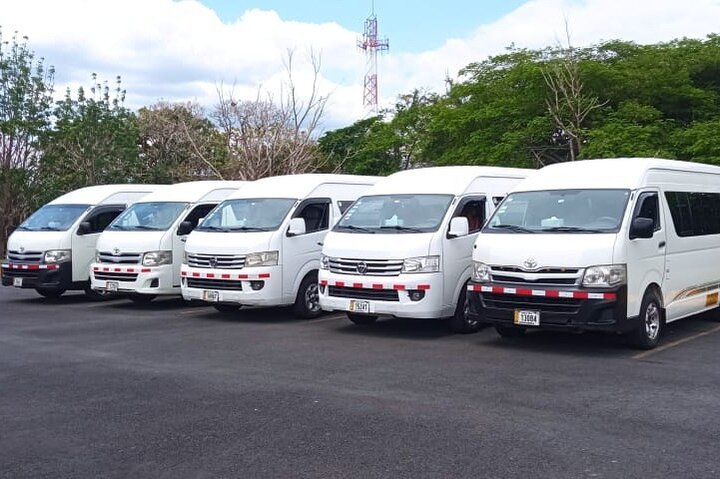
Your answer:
(294, 202), (330, 233)
(633, 193), (660, 232)
(454, 199), (486, 233)
(665, 191), (720, 237)
(85, 208), (125, 234)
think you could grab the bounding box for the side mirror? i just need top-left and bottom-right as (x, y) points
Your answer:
(630, 217), (654, 239)
(177, 221), (194, 236)
(448, 217), (469, 238)
(287, 218), (306, 237)
(77, 221), (92, 235)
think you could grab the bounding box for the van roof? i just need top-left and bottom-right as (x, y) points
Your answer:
(49, 184), (162, 205)
(513, 158), (720, 191)
(227, 174), (378, 200)
(366, 166), (530, 196)
(135, 181), (246, 203)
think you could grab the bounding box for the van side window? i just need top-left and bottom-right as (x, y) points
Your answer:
(84, 207), (125, 234)
(181, 203), (217, 233)
(452, 198), (486, 234)
(294, 201), (330, 233)
(665, 191), (720, 237)
(633, 193), (660, 232)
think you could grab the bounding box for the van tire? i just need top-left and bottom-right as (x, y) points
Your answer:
(36, 288), (65, 299)
(213, 304), (241, 313)
(447, 283), (480, 334)
(495, 325), (526, 338)
(628, 290), (663, 350)
(293, 273), (322, 319)
(347, 313), (378, 325)
(128, 294), (156, 304)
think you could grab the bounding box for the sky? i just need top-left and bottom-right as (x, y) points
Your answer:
(1, 0), (719, 131)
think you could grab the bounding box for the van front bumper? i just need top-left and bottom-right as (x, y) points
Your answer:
(467, 282), (632, 333)
(90, 263), (178, 295)
(180, 265), (282, 306)
(1, 261), (73, 291)
(318, 271), (445, 319)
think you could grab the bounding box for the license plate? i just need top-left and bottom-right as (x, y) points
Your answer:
(514, 309), (540, 326)
(349, 300), (370, 313)
(203, 290), (219, 302)
(13, 277), (23, 287)
(105, 281), (119, 292)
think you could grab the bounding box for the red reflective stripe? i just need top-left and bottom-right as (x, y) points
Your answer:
(141, 268), (151, 273)
(127, 268), (135, 273)
(114, 268), (121, 272)
(491, 286), (503, 294)
(545, 290), (560, 298)
(103, 267), (110, 272)
(207, 273), (215, 278)
(393, 284), (405, 290)
(93, 267), (99, 271)
(604, 293), (617, 300)
(335, 281), (345, 287)
(417, 284), (431, 291)
(372, 283), (383, 289)
(516, 288), (532, 296)
(259, 273), (270, 279)
(320, 279), (328, 286)
(239, 274), (249, 279)
(573, 291), (589, 299)
(353, 282), (363, 288)
(192, 272), (200, 277)
(221, 274), (231, 279)
(181, 271), (187, 276)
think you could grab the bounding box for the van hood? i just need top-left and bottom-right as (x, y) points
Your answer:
(473, 233), (617, 268)
(96, 230), (166, 255)
(323, 232), (433, 260)
(184, 231), (274, 255)
(7, 230), (69, 254)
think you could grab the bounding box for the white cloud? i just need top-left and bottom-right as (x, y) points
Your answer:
(0, 0), (718, 131)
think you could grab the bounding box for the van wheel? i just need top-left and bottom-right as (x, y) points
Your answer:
(128, 294), (156, 304)
(214, 304), (240, 313)
(347, 312), (378, 325)
(36, 288), (65, 299)
(293, 273), (322, 319)
(628, 290), (663, 350)
(495, 325), (526, 338)
(447, 284), (480, 334)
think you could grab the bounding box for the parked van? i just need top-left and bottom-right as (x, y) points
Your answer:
(90, 181), (245, 302)
(467, 158), (720, 349)
(318, 166), (530, 332)
(2, 184), (161, 298)
(181, 174), (378, 317)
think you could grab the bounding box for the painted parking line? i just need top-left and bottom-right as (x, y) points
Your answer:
(633, 324), (720, 360)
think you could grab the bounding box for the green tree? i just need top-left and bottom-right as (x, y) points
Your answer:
(39, 74), (141, 198)
(0, 29), (54, 257)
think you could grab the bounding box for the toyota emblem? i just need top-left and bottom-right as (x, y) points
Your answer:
(523, 258), (538, 270)
(356, 261), (368, 274)
(112, 248), (120, 256)
(19, 246), (25, 253)
(209, 257), (218, 268)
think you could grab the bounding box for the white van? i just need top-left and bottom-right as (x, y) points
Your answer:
(90, 181), (245, 302)
(468, 158), (720, 349)
(318, 166), (530, 332)
(2, 184), (161, 299)
(181, 174), (377, 317)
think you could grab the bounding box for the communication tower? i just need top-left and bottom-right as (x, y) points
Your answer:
(358, 3), (389, 113)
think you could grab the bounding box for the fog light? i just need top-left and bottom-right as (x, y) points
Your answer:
(409, 290), (425, 301)
(150, 278), (159, 288)
(319, 284), (326, 294)
(250, 281), (264, 291)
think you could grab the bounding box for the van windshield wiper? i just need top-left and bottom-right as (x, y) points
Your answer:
(540, 226), (610, 233)
(197, 225), (231, 232)
(379, 225), (425, 233)
(489, 224), (535, 233)
(132, 225), (164, 231)
(227, 226), (270, 232)
(335, 225), (375, 233)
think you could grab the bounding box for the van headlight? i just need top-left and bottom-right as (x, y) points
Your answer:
(402, 256), (440, 273)
(320, 254), (329, 270)
(472, 261), (491, 282)
(142, 251), (172, 266)
(245, 251), (279, 267)
(44, 249), (72, 264)
(182, 251), (188, 265)
(582, 264), (626, 288)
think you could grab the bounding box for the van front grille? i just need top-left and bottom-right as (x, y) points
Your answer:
(327, 257), (403, 276)
(98, 252), (142, 264)
(7, 250), (43, 262)
(187, 253), (246, 269)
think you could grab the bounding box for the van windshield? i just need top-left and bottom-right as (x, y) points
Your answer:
(196, 198), (296, 232)
(108, 202), (188, 231)
(335, 194), (454, 234)
(18, 204), (90, 231)
(484, 189), (631, 234)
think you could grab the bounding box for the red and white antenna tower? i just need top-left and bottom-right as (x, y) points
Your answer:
(358, 2), (389, 113)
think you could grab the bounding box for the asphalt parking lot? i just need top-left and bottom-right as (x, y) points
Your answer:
(1, 287), (720, 478)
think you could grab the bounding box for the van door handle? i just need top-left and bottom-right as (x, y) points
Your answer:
(317, 242), (323, 246)
(658, 241), (666, 248)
